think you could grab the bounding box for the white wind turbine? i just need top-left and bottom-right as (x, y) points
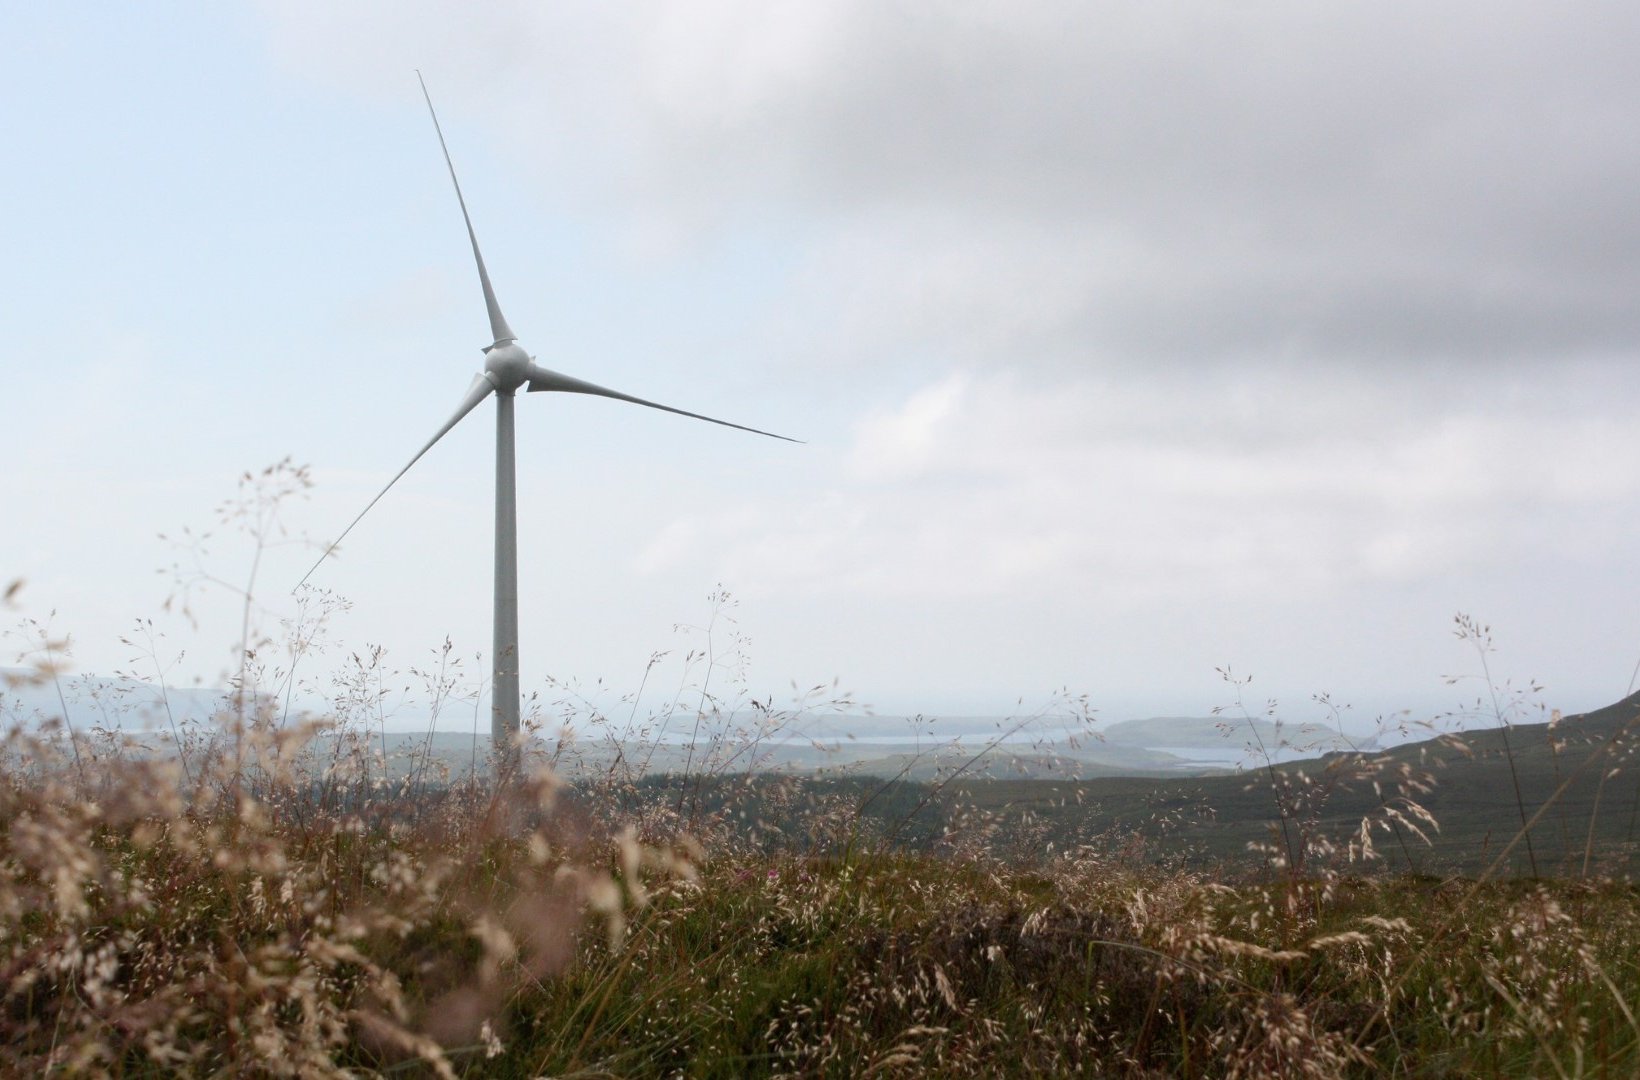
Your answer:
(299, 76), (797, 774)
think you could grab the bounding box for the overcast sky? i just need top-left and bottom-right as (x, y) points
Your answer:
(6, 2), (1640, 731)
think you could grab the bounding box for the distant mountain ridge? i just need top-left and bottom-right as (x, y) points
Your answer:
(1, 668), (239, 732)
(1101, 715), (1372, 751)
(0, 668), (1371, 778)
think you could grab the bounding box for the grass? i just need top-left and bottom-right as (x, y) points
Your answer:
(4, 467), (1640, 1076)
(3, 732), (1638, 1077)
(3, 684), (1637, 1077)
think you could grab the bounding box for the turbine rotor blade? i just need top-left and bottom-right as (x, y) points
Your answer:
(297, 372), (497, 590)
(525, 363), (802, 443)
(416, 71), (516, 346)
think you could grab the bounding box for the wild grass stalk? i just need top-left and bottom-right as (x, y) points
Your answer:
(1452, 612), (1542, 876)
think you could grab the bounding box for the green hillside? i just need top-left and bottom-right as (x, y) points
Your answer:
(944, 691), (1640, 875)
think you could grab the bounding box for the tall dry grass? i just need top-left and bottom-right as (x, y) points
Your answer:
(4, 467), (1639, 1076)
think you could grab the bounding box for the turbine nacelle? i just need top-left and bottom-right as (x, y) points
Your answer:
(483, 341), (532, 391)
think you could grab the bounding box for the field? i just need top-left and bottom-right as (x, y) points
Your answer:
(2, 664), (1638, 1077)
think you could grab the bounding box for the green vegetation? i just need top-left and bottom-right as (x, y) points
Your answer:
(937, 693), (1640, 877)
(1, 681), (1637, 1076)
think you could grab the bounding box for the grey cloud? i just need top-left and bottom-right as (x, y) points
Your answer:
(258, 1), (1640, 367)
(627, 2), (1640, 367)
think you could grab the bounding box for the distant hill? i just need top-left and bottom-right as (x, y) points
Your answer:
(827, 748), (1190, 783)
(19, 660), (1635, 873)
(944, 691), (1640, 874)
(1, 668), (242, 733)
(0, 677), (1229, 780)
(1102, 715), (1370, 752)
(322, 729), (1212, 783)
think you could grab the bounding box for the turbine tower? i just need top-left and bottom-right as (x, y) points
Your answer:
(300, 75), (797, 775)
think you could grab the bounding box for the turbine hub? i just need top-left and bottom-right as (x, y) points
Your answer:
(484, 341), (530, 391)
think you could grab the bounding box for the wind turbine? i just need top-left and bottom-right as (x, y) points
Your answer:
(299, 75), (797, 775)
